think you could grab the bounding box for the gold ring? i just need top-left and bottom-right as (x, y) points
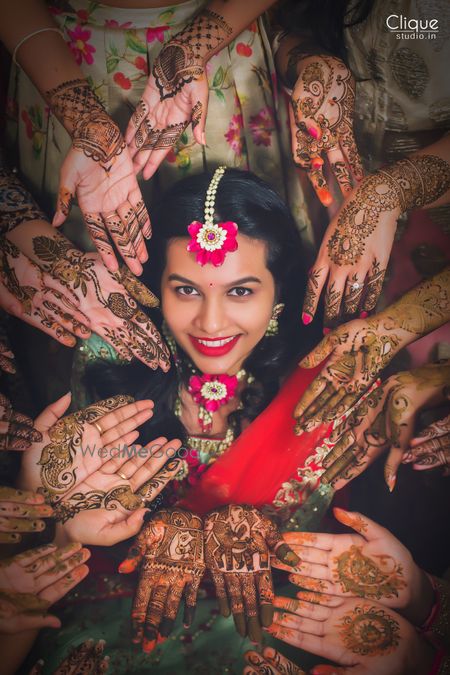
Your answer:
(117, 471), (128, 481)
(93, 421), (103, 435)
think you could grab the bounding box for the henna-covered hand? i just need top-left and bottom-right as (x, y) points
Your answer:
(302, 156), (450, 325)
(0, 168), (46, 237)
(0, 393), (42, 452)
(0, 316), (15, 374)
(47, 79), (151, 275)
(0, 238), (91, 347)
(35, 639), (110, 675)
(295, 269), (450, 435)
(30, 234), (169, 370)
(288, 53), (363, 205)
(0, 487), (53, 544)
(244, 646), (305, 675)
(322, 363), (450, 492)
(268, 596), (433, 674)
(126, 9), (232, 180)
(204, 504), (299, 643)
(119, 507), (205, 651)
(404, 411), (450, 475)
(0, 543), (89, 634)
(272, 508), (434, 627)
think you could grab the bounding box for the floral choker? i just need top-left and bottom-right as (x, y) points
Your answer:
(188, 370), (246, 432)
(187, 166), (238, 266)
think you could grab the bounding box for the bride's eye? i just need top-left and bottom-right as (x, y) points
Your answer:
(228, 287), (252, 297)
(176, 286), (200, 296)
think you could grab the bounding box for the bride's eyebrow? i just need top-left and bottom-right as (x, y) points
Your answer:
(167, 274), (261, 285)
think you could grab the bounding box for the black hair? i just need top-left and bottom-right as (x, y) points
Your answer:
(276, 0), (374, 62)
(86, 169), (316, 443)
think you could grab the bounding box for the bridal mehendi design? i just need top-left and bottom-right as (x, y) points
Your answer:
(46, 79), (125, 168)
(363, 259), (387, 312)
(122, 509), (205, 647)
(38, 395), (132, 501)
(31, 234), (169, 369)
(344, 274), (365, 315)
(136, 458), (182, 502)
(328, 156), (450, 266)
(338, 604), (400, 656)
(191, 101), (203, 129)
(333, 545), (407, 599)
(153, 10), (232, 100)
(52, 485), (143, 523)
(0, 393), (42, 451)
(0, 169), (46, 235)
(52, 639), (108, 674)
(204, 505), (298, 639)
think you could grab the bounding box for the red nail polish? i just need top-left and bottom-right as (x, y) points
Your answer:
(308, 126), (319, 139)
(360, 311), (369, 318)
(311, 157), (324, 169)
(302, 312), (312, 325)
(316, 187), (333, 206)
(323, 327), (331, 335)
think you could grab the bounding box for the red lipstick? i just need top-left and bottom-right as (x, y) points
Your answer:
(189, 335), (241, 357)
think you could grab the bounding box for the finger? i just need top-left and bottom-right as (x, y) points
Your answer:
(143, 579), (169, 651)
(302, 266), (329, 324)
(282, 531), (334, 551)
(273, 609), (326, 637)
(13, 543), (57, 566)
(341, 126), (364, 183)
(295, 590), (343, 607)
(0, 515), (47, 533)
(298, 381), (337, 426)
(84, 212), (118, 273)
(39, 564), (89, 604)
(273, 596), (331, 622)
(128, 190), (151, 241)
(116, 199), (148, 266)
(298, 333), (335, 370)
(53, 185), (74, 227)
(103, 432), (140, 456)
(280, 544), (329, 567)
(98, 401), (154, 446)
(243, 652), (279, 675)
(102, 211), (142, 277)
(191, 94), (208, 146)
(307, 157), (334, 207)
(126, 99), (150, 148)
(159, 582), (184, 636)
(241, 574), (262, 643)
(211, 571), (230, 617)
(118, 268), (159, 307)
(333, 507), (392, 542)
(327, 145), (353, 196)
(0, 486), (46, 504)
(6, 613), (61, 633)
(39, 293), (90, 342)
(413, 446), (450, 471)
(0, 501), (53, 518)
(343, 273), (365, 316)
(322, 430), (355, 468)
(127, 310), (171, 371)
(128, 449), (175, 492)
(33, 392), (72, 433)
(183, 574), (201, 628)
(24, 306), (77, 347)
(385, 397), (416, 492)
(0, 351), (15, 374)
(141, 118), (188, 180)
(36, 548), (91, 591)
(294, 375), (329, 423)
(324, 278), (346, 326)
(410, 436), (450, 457)
(256, 570), (274, 627)
(288, 572), (333, 594)
(362, 258), (387, 313)
(137, 457), (182, 503)
(224, 573), (246, 637)
(263, 646), (306, 675)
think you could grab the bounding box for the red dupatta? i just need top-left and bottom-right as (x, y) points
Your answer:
(181, 362), (332, 515)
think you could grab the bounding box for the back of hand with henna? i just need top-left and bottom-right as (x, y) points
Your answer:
(119, 508), (205, 653)
(204, 504), (299, 644)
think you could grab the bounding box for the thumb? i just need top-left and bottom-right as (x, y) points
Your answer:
(191, 81), (209, 147)
(384, 408), (415, 492)
(53, 164), (76, 227)
(34, 392), (72, 433)
(333, 507), (390, 542)
(299, 333), (335, 369)
(10, 613), (61, 633)
(118, 534), (146, 574)
(105, 507), (148, 547)
(311, 666), (347, 675)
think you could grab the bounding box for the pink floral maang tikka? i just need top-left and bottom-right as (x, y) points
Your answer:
(187, 166), (238, 266)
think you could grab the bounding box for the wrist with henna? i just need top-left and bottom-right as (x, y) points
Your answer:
(153, 9), (232, 100)
(46, 79), (125, 169)
(0, 170), (47, 235)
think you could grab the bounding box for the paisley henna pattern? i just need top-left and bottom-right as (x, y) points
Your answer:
(333, 545), (407, 599)
(0, 169), (46, 235)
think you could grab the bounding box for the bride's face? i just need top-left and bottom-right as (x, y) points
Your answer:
(161, 234), (276, 375)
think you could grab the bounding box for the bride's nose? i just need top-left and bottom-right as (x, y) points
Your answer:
(193, 295), (228, 335)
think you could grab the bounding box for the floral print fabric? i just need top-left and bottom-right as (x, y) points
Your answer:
(6, 0), (311, 248)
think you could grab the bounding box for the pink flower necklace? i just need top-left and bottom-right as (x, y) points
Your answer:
(188, 370), (246, 433)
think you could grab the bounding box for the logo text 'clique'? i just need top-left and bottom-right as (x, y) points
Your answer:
(386, 14), (439, 31)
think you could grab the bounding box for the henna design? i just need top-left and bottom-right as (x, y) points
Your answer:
(0, 393), (42, 451)
(53, 639), (107, 674)
(0, 589), (50, 617)
(363, 259), (386, 312)
(137, 458), (182, 502)
(153, 10), (232, 100)
(46, 79), (125, 168)
(31, 234), (169, 369)
(84, 213), (114, 259)
(328, 156), (450, 266)
(127, 509), (205, 642)
(344, 274), (364, 315)
(0, 169), (46, 235)
(338, 604), (400, 656)
(52, 485), (143, 523)
(333, 545), (407, 599)
(38, 395), (132, 501)
(117, 267), (159, 308)
(143, 122), (187, 151)
(324, 281), (341, 321)
(191, 100), (203, 129)
(303, 267), (323, 318)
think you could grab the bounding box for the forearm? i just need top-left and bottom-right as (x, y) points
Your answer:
(376, 266), (450, 346)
